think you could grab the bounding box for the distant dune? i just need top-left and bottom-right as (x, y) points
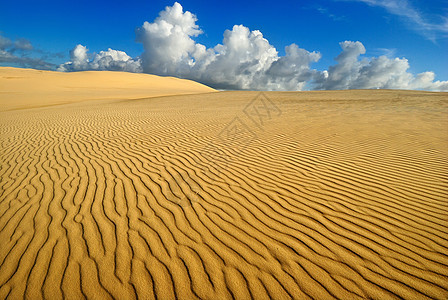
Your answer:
(0, 67), (216, 111)
(0, 71), (447, 299)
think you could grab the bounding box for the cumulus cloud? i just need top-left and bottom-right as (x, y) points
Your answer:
(133, 2), (447, 91)
(314, 41), (448, 91)
(136, 2), (320, 90)
(54, 2), (447, 91)
(137, 2), (202, 75)
(58, 44), (89, 71)
(58, 45), (142, 72)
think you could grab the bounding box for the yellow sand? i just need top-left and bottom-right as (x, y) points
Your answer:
(0, 67), (216, 111)
(0, 70), (447, 299)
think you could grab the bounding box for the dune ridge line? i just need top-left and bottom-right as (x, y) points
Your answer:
(0, 67), (216, 111)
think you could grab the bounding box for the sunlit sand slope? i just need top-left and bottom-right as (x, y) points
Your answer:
(0, 90), (447, 299)
(0, 67), (216, 111)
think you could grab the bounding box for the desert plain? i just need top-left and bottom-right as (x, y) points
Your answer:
(0, 67), (447, 299)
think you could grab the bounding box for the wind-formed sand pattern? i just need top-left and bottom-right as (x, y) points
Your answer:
(1, 71), (448, 299)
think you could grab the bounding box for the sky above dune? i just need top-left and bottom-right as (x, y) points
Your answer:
(1, 0), (447, 91)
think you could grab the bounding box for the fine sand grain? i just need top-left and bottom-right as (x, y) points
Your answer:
(0, 82), (447, 298)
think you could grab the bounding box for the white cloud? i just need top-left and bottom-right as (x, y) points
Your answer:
(410, 71), (448, 91)
(315, 41), (367, 90)
(55, 2), (447, 91)
(58, 45), (142, 72)
(135, 2), (447, 91)
(59, 44), (88, 71)
(92, 48), (142, 72)
(136, 1), (202, 75)
(314, 40), (448, 91)
(136, 2), (320, 90)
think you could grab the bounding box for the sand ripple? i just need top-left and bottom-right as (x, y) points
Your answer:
(1, 90), (447, 299)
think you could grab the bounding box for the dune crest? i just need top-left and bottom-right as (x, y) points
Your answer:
(0, 67), (216, 111)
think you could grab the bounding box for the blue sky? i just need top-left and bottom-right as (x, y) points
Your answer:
(1, 0), (447, 90)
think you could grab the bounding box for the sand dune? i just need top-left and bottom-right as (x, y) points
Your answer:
(0, 67), (216, 111)
(0, 87), (448, 299)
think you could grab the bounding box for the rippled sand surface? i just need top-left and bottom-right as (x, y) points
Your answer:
(1, 85), (447, 299)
